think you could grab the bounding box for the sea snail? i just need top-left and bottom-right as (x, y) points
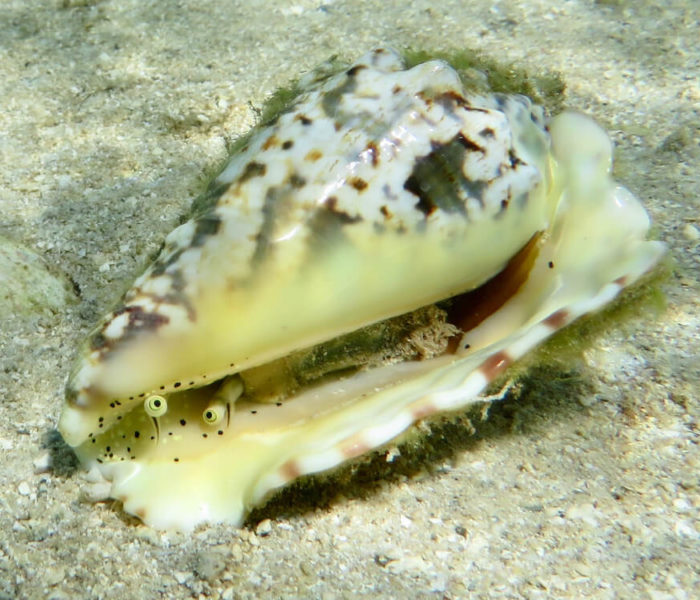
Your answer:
(59, 47), (665, 531)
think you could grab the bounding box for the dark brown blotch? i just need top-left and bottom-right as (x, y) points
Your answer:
(508, 149), (524, 168)
(404, 133), (484, 217)
(287, 173), (307, 188)
(435, 90), (469, 110)
(262, 135), (278, 150)
(346, 64), (367, 77)
(365, 142), (379, 167)
(191, 214), (222, 247)
(348, 177), (368, 192)
(321, 196), (363, 225)
(125, 305), (170, 331)
(89, 332), (108, 351)
(455, 132), (485, 154)
(322, 68), (358, 118)
(239, 161), (267, 183)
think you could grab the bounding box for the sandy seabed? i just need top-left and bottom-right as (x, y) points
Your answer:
(0, 1), (698, 598)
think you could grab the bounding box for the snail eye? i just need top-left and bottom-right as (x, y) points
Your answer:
(202, 400), (225, 425)
(144, 395), (168, 417)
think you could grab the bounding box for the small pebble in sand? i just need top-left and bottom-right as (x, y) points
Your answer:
(682, 223), (699, 242)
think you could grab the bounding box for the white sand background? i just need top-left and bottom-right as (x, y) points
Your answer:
(0, 0), (698, 598)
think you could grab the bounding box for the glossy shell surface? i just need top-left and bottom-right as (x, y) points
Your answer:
(59, 48), (665, 531)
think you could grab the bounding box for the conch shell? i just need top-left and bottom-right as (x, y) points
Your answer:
(59, 48), (664, 531)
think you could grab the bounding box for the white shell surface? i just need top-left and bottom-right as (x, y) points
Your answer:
(58, 48), (664, 531)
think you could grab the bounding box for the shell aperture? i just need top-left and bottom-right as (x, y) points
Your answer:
(58, 48), (665, 531)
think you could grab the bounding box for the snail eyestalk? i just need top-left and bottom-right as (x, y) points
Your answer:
(202, 401), (226, 425)
(144, 395), (167, 417)
(202, 376), (244, 426)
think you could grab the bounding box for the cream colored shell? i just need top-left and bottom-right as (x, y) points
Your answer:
(59, 48), (665, 531)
